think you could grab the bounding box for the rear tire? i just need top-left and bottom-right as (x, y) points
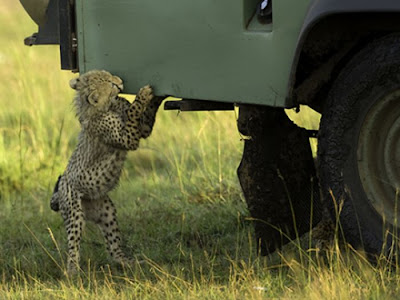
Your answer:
(318, 34), (400, 256)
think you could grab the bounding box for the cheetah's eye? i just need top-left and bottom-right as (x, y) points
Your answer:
(112, 82), (123, 92)
(112, 83), (121, 92)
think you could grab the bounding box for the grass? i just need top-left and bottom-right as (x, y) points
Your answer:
(1, 1), (400, 299)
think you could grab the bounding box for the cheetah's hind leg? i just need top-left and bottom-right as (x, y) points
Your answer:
(83, 195), (132, 266)
(60, 186), (85, 274)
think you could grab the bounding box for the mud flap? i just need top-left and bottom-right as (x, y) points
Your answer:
(237, 105), (321, 255)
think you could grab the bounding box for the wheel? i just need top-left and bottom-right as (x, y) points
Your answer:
(318, 34), (400, 256)
(238, 105), (322, 255)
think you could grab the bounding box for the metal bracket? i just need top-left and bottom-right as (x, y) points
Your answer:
(23, 0), (77, 71)
(59, 0), (77, 70)
(24, 0), (59, 46)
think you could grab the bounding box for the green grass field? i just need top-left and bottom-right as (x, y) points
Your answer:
(1, 2), (400, 299)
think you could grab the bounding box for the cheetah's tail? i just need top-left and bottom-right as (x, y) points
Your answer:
(50, 175), (62, 212)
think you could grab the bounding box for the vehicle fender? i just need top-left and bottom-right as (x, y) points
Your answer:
(288, 0), (400, 99)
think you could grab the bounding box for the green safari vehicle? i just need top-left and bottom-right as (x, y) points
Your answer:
(20, 0), (400, 257)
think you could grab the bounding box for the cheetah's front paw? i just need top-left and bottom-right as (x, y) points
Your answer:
(136, 85), (154, 106)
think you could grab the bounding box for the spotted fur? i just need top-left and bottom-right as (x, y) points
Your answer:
(50, 70), (163, 273)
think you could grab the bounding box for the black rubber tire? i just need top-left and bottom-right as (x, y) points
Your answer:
(318, 34), (400, 256)
(238, 106), (322, 255)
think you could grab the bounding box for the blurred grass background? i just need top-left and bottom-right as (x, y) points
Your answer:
(2, 1), (400, 299)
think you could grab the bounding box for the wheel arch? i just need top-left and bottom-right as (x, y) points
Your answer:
(288, 0), (400, 111)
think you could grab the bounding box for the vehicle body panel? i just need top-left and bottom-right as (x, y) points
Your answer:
(75, 0), (312, 107)
(22, 0), (400, 107)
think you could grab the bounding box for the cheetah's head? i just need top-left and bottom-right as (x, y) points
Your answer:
(70, 70), (124, 114)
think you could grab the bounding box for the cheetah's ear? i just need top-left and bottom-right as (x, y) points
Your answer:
(88, 90), (100, 106)
(69, 78), (79, 90)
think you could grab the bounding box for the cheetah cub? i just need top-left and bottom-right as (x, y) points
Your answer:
(50, 70), (163, 273)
